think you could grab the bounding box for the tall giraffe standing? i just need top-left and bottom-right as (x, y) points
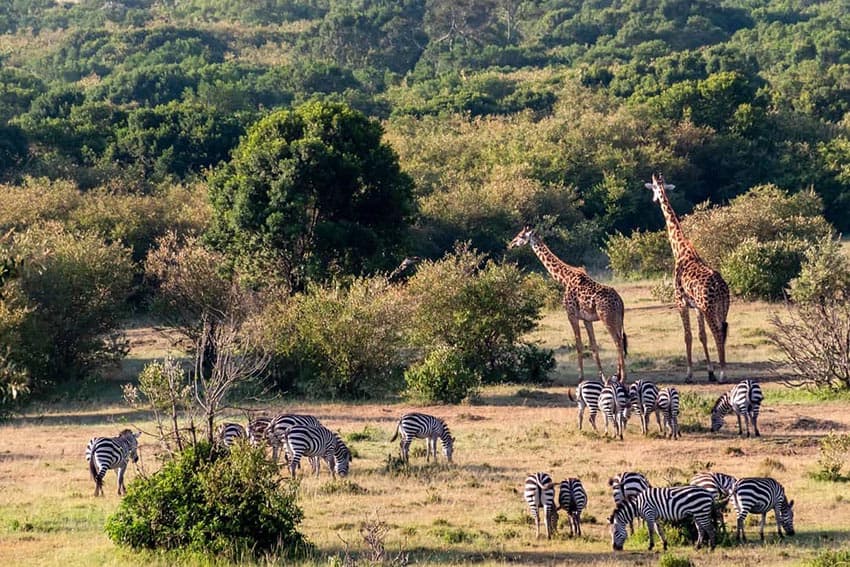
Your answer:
(645, 173), (729, 383)
(509, 226), (628, 381)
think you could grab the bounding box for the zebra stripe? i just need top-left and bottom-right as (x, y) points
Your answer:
(608, 471), (652, 505)
(657, 387), (681, 439)
(608, 486), (716, 551)
(574, 378), (603, 431)
(266, 413), (323, 462)
(557, 478), (587, 536)
(524, 472), (556, 539)
(598, 378), (628, 439)
(247, 416), (272, 446)
(284, 424), (351, 479)
(626, 379), (659, 435)
(216, 422), (247, 448)
(690, 471), (737, 499)
(711, 379), (763, 437)
(85, 429), (140, 496)
(731, 477), (795, 542)
(390, 413), (454, 463)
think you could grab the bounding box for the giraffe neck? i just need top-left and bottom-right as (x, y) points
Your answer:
(528, 235), (581, 285)
(655, 188), (698, 261)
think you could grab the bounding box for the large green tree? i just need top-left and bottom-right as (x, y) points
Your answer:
(207, 100), (415, 290)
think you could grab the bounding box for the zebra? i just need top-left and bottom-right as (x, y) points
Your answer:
(609, 471), (652, 534)
(598, 377), (628, 439)
(626, 379), (660, 435)
(266, 413), (323, 462)
(85, 429), (141, 496)
(731, 477), (795, 542)
(216, 421), (247, 448)
(284, 424), (351, 479)
(608, 485), (716, 551)
(711, 379), (763, 437)
(389, 412), (454, 463)
(247, 416), (272, 446)
(656, 387), (681, 439)
(524, 472), (557, 539)
(572, 378), (604, 431)
(557, 478), (587, 536)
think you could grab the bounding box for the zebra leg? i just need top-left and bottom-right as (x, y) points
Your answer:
(759, 511), (767, 541)
(532, 508), (540, 539)
(116, 465), (126, 496)
(774, 504), (784, 538)
(577, 402), (585, 431)
(94, 467), (106, 497)
(737, 513), (747, 542)
(654, 521), (669, 551)
(646, 519), (656, 550)
(752, 411), (761, 437)
(589, 409), (598, 432)
(736, 412), (745, 437)
(400, 438), (410, 463)
(288, 454), (300, 478)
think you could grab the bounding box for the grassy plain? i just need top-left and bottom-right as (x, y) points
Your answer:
(1, 281), (849, 566)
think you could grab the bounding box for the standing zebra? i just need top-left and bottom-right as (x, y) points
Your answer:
(609, 471), (652, 533)
(390, 412), (454, 463)
(573, 378), (604, 431)
(598, 377), (628, 439)
(266, 413), (323, 462)
(524, 472), (557, 539)
(711, 379), (763, 437)
(656, 387), (681, 439)
(247, 416), (272, 446)
(216, 422), (247, 448)
(557, 478), (587, 536)
(731, 477), (795, 542)
(626, 379), (660, 435)
(690, 471), (737, 499)
(284, 424), (351, 479)
(608, 485), (716, 551)
(85, 429), (141, 496)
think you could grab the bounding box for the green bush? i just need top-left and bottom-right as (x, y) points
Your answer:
(106, 442), (310, 557)
(813, 432), (850, 482)
(721, 238), (806, 300)
(405, 346), (480, 404)
(789, 236), (850, 304)
(659, 553), (695, 567)
(606, 229), (672, 279)
(808, 549), (850, 567)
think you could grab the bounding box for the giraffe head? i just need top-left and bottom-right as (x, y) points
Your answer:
(644, 173), (675, 203)
(508, 226), (535, 249)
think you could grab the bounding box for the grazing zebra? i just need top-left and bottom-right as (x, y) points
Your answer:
(598, 377), (628, 439)
(609, 471), (652, 533)
(731, 477), (795, 542)
(390, 412), (454, 463)
(524, 472), (557, 539)
(266, 413), (323, 462)
(247, 416), (272, 446)
(216, 422), (247, 448)
(656, 387), (681, 439)
(690, 471), (737, 499)
(284, 424), (351, 479)
(711, 379), (763, 437)
(557, 478), (587, 536)
(85, 429), (141, 496)
(573, 378), (604, 431)
(626, 379), (660, 435)
(608, 486), (716, 551)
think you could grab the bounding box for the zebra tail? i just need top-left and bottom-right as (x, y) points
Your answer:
(622, 331), (628, 357)
(567, 389), (575, 402)
(389, 421), (400, 442)
(89, 454), (97, 481)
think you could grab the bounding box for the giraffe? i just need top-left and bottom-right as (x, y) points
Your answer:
(509, 226), (628, 382)
(645, 173), (729, 383)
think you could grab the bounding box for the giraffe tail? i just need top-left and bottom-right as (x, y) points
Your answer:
(622, 331), (628, 357)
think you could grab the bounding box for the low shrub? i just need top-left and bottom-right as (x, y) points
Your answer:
(405, 346), (480, 404)
(812, 431), (850, 482)
(606, 229), (672, 279)
(808, 549), (850, 567)
(721, 237), (806, 300)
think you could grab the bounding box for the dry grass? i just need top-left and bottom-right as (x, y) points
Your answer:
(1, 287), (849, 566)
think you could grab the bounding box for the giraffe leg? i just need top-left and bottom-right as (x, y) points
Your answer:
(708, 318), (727, 383)
(568, 316), (585, 380)
(678, 305), (694, 383)
(697, 311), (717, 382)
(602, 314), (627, 382)
(583, 320), (604, 379)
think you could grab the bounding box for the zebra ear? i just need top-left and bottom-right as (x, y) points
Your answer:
(607, 514), (614, 524)
(134, 431), (142, 438)
(607, 477), (616, 487)
(788, 499), (794, 508)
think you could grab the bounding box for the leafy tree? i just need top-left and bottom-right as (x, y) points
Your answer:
(207, 100), (415, 290)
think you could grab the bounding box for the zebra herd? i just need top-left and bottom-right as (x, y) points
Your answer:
(525, 469), (795, 550)
(574, 377), (763, 440)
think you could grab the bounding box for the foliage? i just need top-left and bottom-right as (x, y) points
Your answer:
(404, 345), (480, 404)
(106, 441), (310, 557)
(788, 236), (850, 304)
(812, 432), (850, 482)
(769, 301), (850, 391)
(807, 549), (850, 567)
(260, 276), (409, 399)
(658, 553), (695, 567)
(207, 100), (415, 291)
(606, 229), (672, 279)
(405, 244), (552, 385)
(721, 237), (807, 300)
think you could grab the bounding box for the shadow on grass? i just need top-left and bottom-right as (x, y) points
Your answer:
(475, 388), (575, 408)
(319, 545), (632, 565)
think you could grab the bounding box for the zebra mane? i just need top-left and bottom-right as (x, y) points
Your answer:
(608, 498), (637, 524)
(711, 392), (730, 413)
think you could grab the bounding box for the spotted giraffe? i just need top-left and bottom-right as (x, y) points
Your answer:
(509, 226), (628, 381)
(645, 174), (730, 383)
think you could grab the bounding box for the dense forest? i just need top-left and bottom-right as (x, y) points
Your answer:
(2, 0), (850, 404)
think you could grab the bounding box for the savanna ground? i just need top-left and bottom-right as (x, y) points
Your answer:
(1, 281), (849, 566)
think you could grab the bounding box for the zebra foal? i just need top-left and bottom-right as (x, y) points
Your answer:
(598, 377), (627, 439)
(731, 477), (795, 542)
(557, 478), (587, 536)
(390, 412), (454, 463)
(626, 379), (660, 435)
(524, 472), (556, 539)
(711, 379), (763, 437)
(572, 378), (603, 431)
(85, 429), (141, 496)
(656, 387), (681, 439)
(284, 424), (351, 479)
